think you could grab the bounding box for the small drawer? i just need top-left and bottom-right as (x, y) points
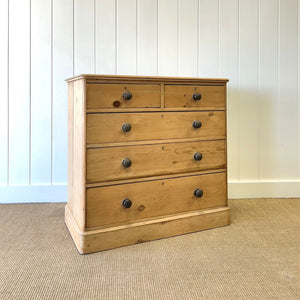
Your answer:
(86, 172), (227, 228)
(86, 111), (226, 144)
(164, 85), (225, 108)
(86, 140), (226, 183)
(86, 84), (161, 109)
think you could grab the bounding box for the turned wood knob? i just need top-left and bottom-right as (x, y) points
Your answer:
(193, 92), (202, 101)
(122, 198), (132, 208)
(192, 120), (202, 129)
(122, 91), (132, 100)
(193, 152), (202, 161)
(194, 189), (203, 198)
(122, 158), (132, 168)
(122, 123), (131, 132)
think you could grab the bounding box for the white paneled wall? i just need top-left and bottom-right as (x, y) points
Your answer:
(1, 0), (300, 202)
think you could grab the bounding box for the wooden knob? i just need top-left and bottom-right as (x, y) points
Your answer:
(122, 158), (132, 168)
(122, 123), (131, 132)
(192, 121), (202, 129)
(123, 91), (132, 100)
(193, 92), (202, 101)
(194, 189), (203, 198)
(193, 152), (202, 161)
(122, 198), (132, 208)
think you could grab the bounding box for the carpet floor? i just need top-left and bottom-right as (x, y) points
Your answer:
(0, 199), (300, 300)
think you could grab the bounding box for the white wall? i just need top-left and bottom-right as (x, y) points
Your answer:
(0, 0), (300, 203)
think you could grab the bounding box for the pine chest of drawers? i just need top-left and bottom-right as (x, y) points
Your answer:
(65, 74), (230, 254)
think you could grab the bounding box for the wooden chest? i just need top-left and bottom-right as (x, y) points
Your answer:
(65, 75), (230, 254)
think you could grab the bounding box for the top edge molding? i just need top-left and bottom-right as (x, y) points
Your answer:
(65, 74), (229, 84)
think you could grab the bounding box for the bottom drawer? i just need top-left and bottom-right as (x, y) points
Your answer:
(86, 172), (227, 228)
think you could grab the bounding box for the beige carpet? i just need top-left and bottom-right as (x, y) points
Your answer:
(0, 199), (300, 300)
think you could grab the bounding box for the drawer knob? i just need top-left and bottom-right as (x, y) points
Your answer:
(194, 188), (203, 198)
(193, 92), (202, 101)
(192, 120), (202, 129)
(122, 198), (132, 208)
(122, 158), (132, 168)
(122, 123), (131, 132)
(123, 91), (132, 100)
(194, 152), (203, 161)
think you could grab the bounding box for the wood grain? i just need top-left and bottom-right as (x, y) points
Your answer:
(65, 205), (230, 253)
(86, 83), (161, 109)
(86, 172), (227, 228)
(71, 79), (86, 230)
(164, 85), (225, 108)
(66, 74), (229, 254)
(86, 140), (226, 183)
(67, 82), (74, 212)
(86, 111), (226, 144)
(66, 74), (229, 84)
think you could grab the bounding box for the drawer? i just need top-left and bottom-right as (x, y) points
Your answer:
(164, 85), (225, 108)
(86, 172), (227, 228)
(86, 84), (161, 109)
(86, 140), (226, 183)
(86, 111), (225, 144)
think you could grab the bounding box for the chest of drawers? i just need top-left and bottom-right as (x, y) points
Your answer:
(65, 75), (230, 254)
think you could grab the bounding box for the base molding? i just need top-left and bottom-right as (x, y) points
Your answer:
(228, 181), (300, 199)
(65, 205), (230, 254)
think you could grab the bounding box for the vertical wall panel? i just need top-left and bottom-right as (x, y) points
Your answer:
(95, 0), (116, 74)
(8, 0), (30, 184)
(137, 0), (157, 75)
(198, 0), (219, 77)
(117, 0), (136, 75)
(74, 0), (94, 74)
(0, 0), (8, 184)
(158, 0), (177, 76)
(178, 0), (198, 77)
(219, 0), (239, 181)
(2, 0), (300, 202)
(238, 0), (259, 180)
(31, 0), (52, 184)
(278, 0), (298, 179)
(259, 0), (279, 180)
(52, 0), (73, 184)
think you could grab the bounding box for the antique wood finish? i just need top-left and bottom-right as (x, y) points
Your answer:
(66, 74), (229, 85)
(164, 85), (225, 108)
(65, 205), (230, 254)
(86, 111), (226, 144)
(86, 172), (227, 228)
(86, 140), (226, 183)
(67, 82), (74, 212)
(65, 74), (229, 254)
(70, 79), (86, 230)
(86, 83), (161, 109)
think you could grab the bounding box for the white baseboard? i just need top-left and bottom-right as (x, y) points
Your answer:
(228, 181), (300, 199)
(0, 185), (67, 203)
(1, 181), (300, 203)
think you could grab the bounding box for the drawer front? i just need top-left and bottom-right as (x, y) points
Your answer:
(86, 172), (227, 228)
(164, 85), (225, 108)
(86, 140), (226, 183)
(86, 84), (161, 109)
(87, 111), (225, 144)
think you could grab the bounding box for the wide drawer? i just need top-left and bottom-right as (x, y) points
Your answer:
(86, 84), (161, 109)
(86, 111), (225, 144)
(86, 140), (226, 183)
(164, 85), (225, 108)
(86, 172), (227, 228)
